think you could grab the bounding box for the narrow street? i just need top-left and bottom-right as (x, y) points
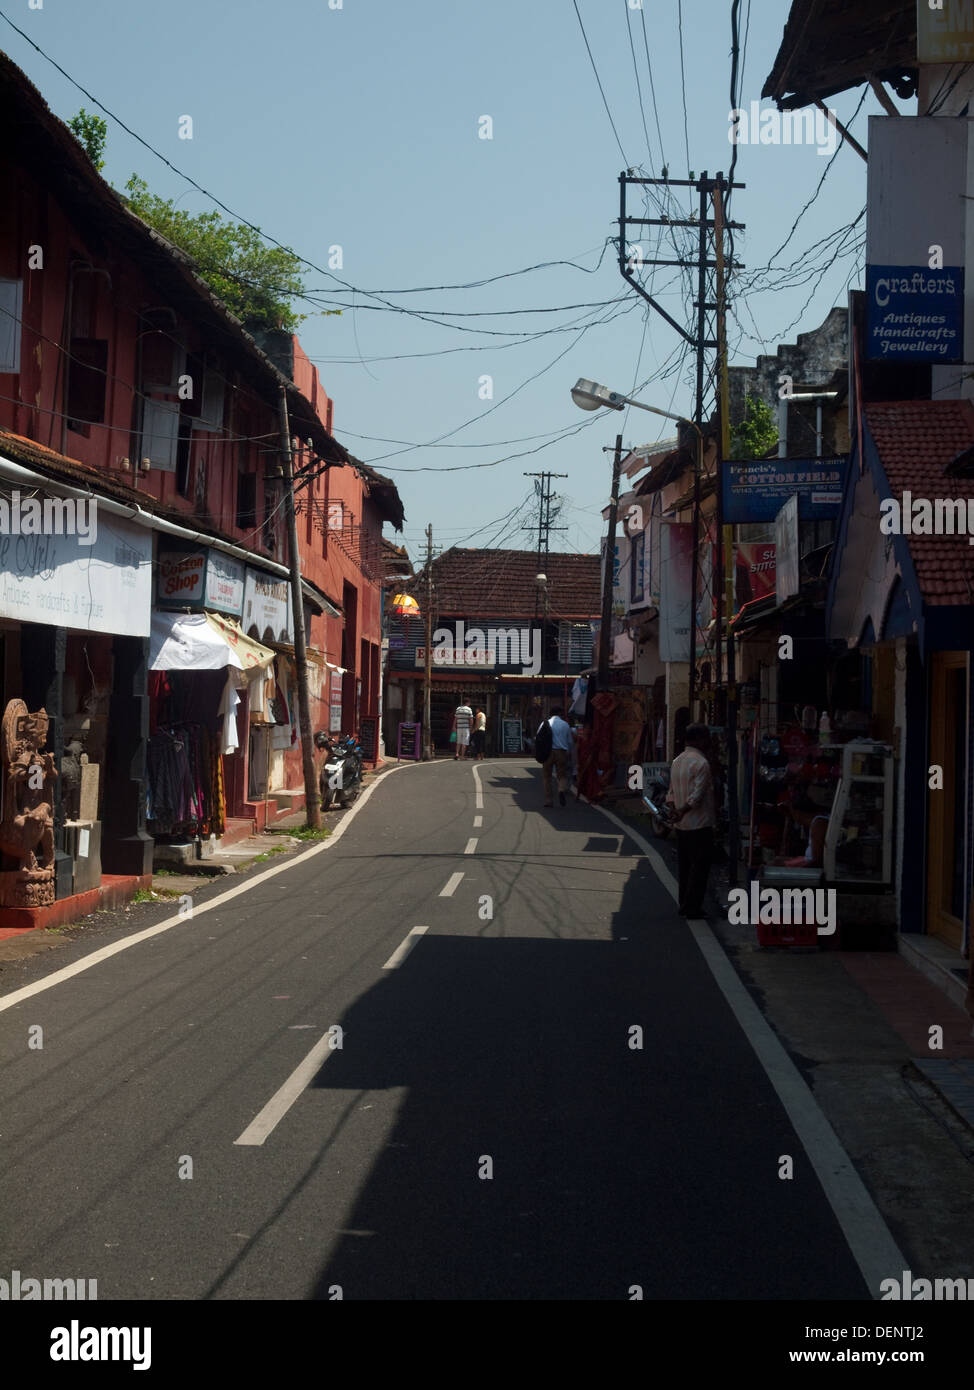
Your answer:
(0, 760), (888, 1301)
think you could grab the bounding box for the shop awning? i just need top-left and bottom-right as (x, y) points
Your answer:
(149, 610), (276, 672)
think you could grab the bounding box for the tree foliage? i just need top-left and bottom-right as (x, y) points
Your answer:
(68, 108), (107, 171)
(122, 175), (306, 332)
(730, 394), (779, 461)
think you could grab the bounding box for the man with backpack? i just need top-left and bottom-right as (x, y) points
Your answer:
(535, 707), (573, 807)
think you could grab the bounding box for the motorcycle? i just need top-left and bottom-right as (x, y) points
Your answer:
(314, 731), (364, 810)
(641, 765), (674, 839)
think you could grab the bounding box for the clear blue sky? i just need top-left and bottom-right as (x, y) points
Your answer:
(2, 0), (881, 561)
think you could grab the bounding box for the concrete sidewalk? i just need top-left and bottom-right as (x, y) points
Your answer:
(603, 789), (974, 1278)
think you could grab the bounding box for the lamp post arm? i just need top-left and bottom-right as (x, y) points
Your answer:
(617, 396), (702, 442)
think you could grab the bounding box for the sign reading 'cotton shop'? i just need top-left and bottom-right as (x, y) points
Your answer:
(156, 547), (245, 615)
(865, 265), (964, 361)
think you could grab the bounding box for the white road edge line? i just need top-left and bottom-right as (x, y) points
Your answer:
(0, 762), (416, 1015)
(471, 763), (484, 810)
(234, 1028), (337, 1146)
(382, 925), (429, 971)
(590, 799), (908, 1301)
(440, 872), (464, 898)
(463, 838), (478, 855)
(473, 816), (483, 828)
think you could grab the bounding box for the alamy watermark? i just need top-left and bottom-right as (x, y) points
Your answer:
(880, 492), (974, 543)
(50, 1320), (150, 1372)
(727, 883), (836, 935)
(881, 1270), (974, 1300)
(0, 1269), (97, 1299)
(0, 491), (97, 544)
(430, 621), (541, 677)
(728, 101), (838, 156)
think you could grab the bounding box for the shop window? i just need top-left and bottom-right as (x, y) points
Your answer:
(237, 469), (257, 532)
(0, 277), (23, 373)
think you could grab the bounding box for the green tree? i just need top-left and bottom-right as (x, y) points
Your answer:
(122, 175), (307, 332)
(68, 108), (107, 171)
(730, 394), (779, 460)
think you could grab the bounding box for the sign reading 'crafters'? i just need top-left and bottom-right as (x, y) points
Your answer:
(865, 265), (964, 361)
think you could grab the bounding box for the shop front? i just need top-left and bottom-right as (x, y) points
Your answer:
(0, 498), (154, 922)
(150, 545), (278, 852)
(147, 608), (276, 853)
(825, 398), (974, 969)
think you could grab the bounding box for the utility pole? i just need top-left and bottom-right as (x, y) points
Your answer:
(523, 470), (569, 575)
(618, 171), (745, 727)
(524, 471), (567, 707)
(279, 388), (320, 829)
(713, 178), (739, 887)
(597, 436), (624, 686)
(422, 523), (434, 761)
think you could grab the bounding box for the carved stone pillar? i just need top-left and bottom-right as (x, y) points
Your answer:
(20, 624), (72, 899)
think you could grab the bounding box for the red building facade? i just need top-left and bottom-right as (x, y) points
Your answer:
(0, 46), (403, 925)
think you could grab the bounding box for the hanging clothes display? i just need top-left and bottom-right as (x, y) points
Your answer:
(220, 672), (241, 755)
(147, 669), (228, 839)
(570, 675), (589, 718)
(209, 730), (226, 836)
(271, 660), (294, 750)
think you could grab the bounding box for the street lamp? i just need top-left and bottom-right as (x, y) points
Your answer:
(570, 378), (701, 445)
(570, 379), (628, 412)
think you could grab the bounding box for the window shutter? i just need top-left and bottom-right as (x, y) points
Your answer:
(141, 399), (180, 471)
(0, 279), (23, 373)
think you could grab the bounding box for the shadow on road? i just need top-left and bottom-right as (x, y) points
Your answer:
(300, 907), (868, 1299)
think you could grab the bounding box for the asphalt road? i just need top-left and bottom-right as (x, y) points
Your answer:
(0, 757), (874, 1300)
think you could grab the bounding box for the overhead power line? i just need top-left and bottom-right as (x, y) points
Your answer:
(572, 0), (630, 167)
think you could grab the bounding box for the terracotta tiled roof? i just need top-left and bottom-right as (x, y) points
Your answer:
(866, 399), (974, 606)
(430, 548), (600, 619)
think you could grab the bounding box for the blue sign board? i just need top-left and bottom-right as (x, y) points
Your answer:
(865, 264), (964, 362)
(722, 457), (846, 523)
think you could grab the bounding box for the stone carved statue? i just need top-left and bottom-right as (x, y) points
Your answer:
(0, 699), (57, 908)
(61, 739), (84, 822)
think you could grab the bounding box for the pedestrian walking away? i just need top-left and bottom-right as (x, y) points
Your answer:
(540, 707), (573, 806)
(666, 722), (716, 917)
(453, 696), (473, 760)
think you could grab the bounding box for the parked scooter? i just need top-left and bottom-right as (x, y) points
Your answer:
(642, 765), (674, 838)
(314, 731), (364, 810)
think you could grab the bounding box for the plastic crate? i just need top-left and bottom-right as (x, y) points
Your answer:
(756, 918), (819, 948)
(755, 867), (824, 948)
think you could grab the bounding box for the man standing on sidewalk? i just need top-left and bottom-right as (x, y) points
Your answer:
(541, 707), (574, 807)
(453, 696), (473, 760)
(666, 723), (716, 917)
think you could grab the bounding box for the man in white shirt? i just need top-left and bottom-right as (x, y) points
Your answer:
(542, 707), (574, 807)
(666, 723), (716, 917)
(453, 698), (473, 760)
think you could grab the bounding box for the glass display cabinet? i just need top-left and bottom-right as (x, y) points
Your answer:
(823, 740), (894, 887)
